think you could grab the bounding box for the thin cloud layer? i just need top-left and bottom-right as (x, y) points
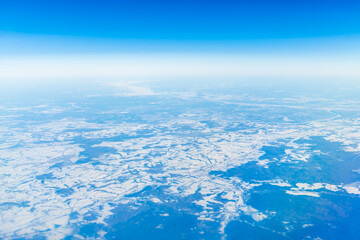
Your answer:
(1, 54), (359, 80)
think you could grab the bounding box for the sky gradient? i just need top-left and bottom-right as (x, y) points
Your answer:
(1, 0), (359, 80)
(1, 0), (360, 40)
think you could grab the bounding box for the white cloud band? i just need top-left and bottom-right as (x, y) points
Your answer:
(0, 53), (359, 80)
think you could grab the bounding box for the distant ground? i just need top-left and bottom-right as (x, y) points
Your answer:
(0, 78), (359, 239)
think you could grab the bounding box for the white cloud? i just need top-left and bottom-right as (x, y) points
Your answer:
(0, 53), (359, 80)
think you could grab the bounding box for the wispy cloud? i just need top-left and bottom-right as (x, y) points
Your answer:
(1, 53), (359, 80)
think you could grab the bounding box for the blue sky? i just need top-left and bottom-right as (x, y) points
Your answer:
(0, 0), (359, 79)
(1, 0), (360, 41)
